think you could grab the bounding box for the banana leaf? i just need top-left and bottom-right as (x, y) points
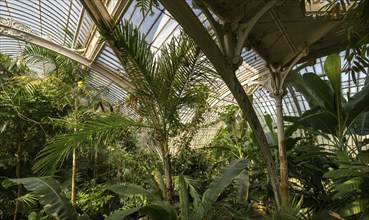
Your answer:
(202, 158), (248, 215)
(3, 177), (77, 220)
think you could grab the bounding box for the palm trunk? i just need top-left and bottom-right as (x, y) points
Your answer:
(71, 149), (77, 205)
(162, 141), (173, 202)
(71, 83), (78, 205)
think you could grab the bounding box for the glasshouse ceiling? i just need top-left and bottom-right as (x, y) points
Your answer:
(0, 0), (367, 136)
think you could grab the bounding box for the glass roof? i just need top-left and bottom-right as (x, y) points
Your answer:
(0, 0), (367, 146)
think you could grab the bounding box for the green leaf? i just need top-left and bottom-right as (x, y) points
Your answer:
(238, 169), (250, 203)
(335, 176), (365, 192)
(6, 177), (77, 220)
(106, 184), (161, 202)
(341, 199), (369, 217)
(350, 111), (369, 136)
(292, 73), (335, 113)
(33, 114), (137, 175)
(296, 107), (338, 135)
(202, 158), (248, 214)
(140, 203), (175, 220)
(336, 150), (351, 168)
(285, 123), (300, 138)
(2, 178), (17, 188)
(358, 150), (369, 164)
(344, 81), (369, 126)
(188, 184), (201, 215)
(324, 54), (342, 101)
(28, 212), (38, 220)
(106, 207), (141, 220)
(324, 169), (362, 179)
(264, 114), (277, 143)
(178, 174), (190, 220)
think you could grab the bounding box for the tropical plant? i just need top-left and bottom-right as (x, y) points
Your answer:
(0, 52), (81, 219)
(323, 150), (369, 219)
(0, 53), (29, 82)
(106, 158), (248, 220)
(208, 106), (273, 207)
(74, 180), (113, 218)
(21, 44), (116, 206)
(287, 54), (369, 151)
(2, 177), (78, 220)
(34, 21), (211, 204)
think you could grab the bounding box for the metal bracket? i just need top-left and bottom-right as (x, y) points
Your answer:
(265, 47), (309, 97)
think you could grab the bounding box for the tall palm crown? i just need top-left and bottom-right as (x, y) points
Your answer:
(110, 22), (210, 137)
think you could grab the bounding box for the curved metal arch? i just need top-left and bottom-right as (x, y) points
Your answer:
(0, 17), (130, 89)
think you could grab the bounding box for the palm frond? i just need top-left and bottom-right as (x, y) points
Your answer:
(22, 44), (58, 68)
(15, 193), (39, 208)
(134, 0), (158, 15)
(33, 113), (138, 175)
(102, 20), (156, 93)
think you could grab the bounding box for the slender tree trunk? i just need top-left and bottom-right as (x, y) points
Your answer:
(71, 83), (78, 206)
(162, 141), (173, 202)
(275, 95), (288, 203)
(13, 136), (23, 220)
(71, 149), (77, 205)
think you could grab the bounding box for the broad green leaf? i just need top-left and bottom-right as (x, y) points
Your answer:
(297, 107), (338, 135)
(2, 178), (16, 188)
(285, 123), (300, 139)
(336, 150), (351, 169)
(264, 114), (277, 143)
(350, 111), (369, 136)
(358, 150), (369, 164)
(202, 158), (248, 214)
(335, 176), (365, 192)
(140, 203), (174, 220)
(178, 174), (190, 220)
(28, 212), (38, 220)
(5, 177), (77, 220)
(292, 73), (335, 113)
(324, 54), (342, 103)
(106, 207), (141, 220)
(344, 81), (369, 126)
(341, 199), (369, 217)
(324, 169), (362, 179)
(323, 54), (344, 138)
(188, 184), (201, 215)
(106, 184), (161, 202)
(238, 169), (250, 203)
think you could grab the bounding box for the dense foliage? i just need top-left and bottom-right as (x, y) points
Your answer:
(1, 1), (369, 218)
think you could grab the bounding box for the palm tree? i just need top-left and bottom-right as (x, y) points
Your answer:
(33, 21), (211, 203)
(21, 45), (90, 206)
